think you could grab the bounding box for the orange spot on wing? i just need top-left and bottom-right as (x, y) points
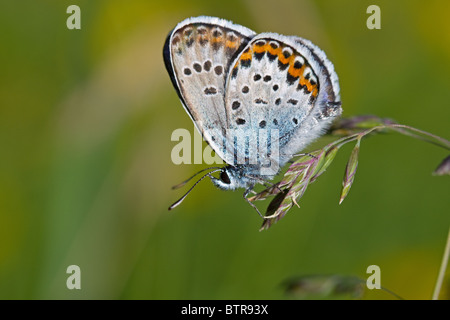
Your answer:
(278, 54), (290, 65)
(298, 76), (311, 92)
(253, 43), (268, 53)
(289, 64), (305, 79)
(268, 46), (281, 57)
(226, 40), (238, 49)
(240, 50), (252, 60)
(277, 44), (294, 64)
(211, 36), (223, 44)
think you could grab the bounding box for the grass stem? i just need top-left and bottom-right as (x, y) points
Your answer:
(432, 226), (450, 300)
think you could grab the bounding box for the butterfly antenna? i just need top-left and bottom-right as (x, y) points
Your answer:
(171, 166), (222, 190)
(168, 169), (222, 210)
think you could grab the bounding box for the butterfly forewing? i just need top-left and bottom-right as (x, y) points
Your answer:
(164, 17), (256, 163)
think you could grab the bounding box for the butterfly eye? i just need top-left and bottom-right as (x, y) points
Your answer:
(220, 170), (231, 184)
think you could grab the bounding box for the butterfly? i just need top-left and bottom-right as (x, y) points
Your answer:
(163, 16), (342, 215)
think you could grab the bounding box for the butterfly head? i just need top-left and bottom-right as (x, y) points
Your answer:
(211, 165), (263, 191)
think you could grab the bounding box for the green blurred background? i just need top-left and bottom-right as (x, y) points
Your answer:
(0, 0), (449, 300)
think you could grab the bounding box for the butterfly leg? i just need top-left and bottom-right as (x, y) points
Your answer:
(247, 175), (283, 194)
(243, 186), (264, 219)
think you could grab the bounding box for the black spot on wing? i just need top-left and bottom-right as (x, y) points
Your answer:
(278, 60), (289, 71)
(253, 74), (261, 81)
(254, 51), (265, 61)
(203, 60), (212, 72)
(231, 67), (238, 79)
(214, 65), (223, 76)
(255, 98), (268, 105)
(293, 60), (303, 69)
(267, 52), (277, 62)
(186, 38), (194, 48)
(204, 87), (217, 95)
(286, 73), (299, 85)
(241, 59), (251, 68)
(183, 68), (192, 76)
(193, 63), (202, 73)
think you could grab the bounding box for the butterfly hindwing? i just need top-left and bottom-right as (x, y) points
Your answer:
(224, 33), (342, 167)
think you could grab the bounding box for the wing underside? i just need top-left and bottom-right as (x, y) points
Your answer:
(164, 17), (256, 163)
